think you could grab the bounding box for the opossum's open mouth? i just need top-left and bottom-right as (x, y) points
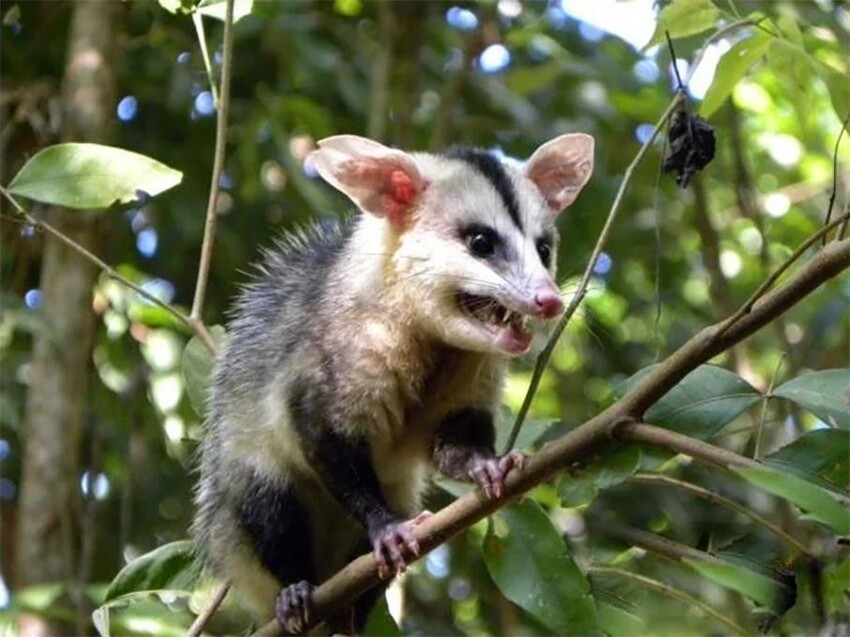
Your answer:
(456, 292), (533, 354)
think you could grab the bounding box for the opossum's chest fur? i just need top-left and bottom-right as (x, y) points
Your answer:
(323, 314), (504, 515)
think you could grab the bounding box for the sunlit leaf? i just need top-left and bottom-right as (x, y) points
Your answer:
(104, 540), (198, 603)
(773, 369), (850, 429)
(196, 0), (254, 22)
(684, 559), (786, 609)
(766, 429), (849, 494)
(482, 500), (599, 635)
(644, 0), (720, 50)
(157, 0), (197, 14)
(615, 364), (760, 438)
(735, 468), (850, 535)
(182, 326), (225, 418)
(7, 143), (182, 210)
(700, 32), (772, 117)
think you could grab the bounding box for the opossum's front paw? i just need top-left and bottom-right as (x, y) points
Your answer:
(469, 450), (525, 499)
(276, 580), (314, 635)
(371, 514), (430, 579)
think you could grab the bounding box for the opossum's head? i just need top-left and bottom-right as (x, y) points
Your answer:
(309, 134), (594, 356)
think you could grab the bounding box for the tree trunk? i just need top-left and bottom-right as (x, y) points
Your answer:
(15, 0), (119, 628)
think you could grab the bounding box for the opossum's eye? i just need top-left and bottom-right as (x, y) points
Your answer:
(463, 226), (499, 258)
(536, 238), (552, 267)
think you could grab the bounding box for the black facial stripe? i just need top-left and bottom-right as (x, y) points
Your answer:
(445, 146), (523, 232)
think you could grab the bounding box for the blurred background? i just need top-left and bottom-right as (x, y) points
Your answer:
(1, 0), (848, 634)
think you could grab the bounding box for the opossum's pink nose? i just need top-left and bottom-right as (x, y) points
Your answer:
(534, 291), (563, 319)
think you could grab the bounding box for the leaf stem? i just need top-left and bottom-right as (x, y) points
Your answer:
(192, 12), (219, 106)
(589, 566), (751, 636)
(630, 473), (812, 560)
(190, 0), (234, 323)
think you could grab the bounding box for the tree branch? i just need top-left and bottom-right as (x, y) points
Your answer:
(254, 237), (850, 635)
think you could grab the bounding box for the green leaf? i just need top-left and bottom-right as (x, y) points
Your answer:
(773, 369), (850, 429)
(615, 364), (760, 438)
(596, 601), (644, 636)
(363, 594), (400, 637)
(7, 143), (182, 210)
(182, 326), (225, 417)
(644, 0), (720, 50)
(558, 446), (641, 507)
(196, 0), (254, 22)
(684, 558), (785, 609)
(766, 429), (849, 494)
(495, 415), (555, 453)
(482, 500), (599, 635)
(104, 540), (198, 603)
(700, 32), (772, 118)
(735, 468), (850, 535)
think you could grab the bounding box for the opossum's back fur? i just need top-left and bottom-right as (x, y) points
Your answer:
(193, 214), (505, 617)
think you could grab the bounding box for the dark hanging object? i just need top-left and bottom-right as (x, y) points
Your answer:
(662, 109), (716, 188)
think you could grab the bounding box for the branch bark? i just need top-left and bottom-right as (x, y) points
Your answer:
(255, 237), (850, 635)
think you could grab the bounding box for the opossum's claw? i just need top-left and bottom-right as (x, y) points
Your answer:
(469, 450), (525, 499)
(372, 517), (426, 578)
(276, 580), (314, 635)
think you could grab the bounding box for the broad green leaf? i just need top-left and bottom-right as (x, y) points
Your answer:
(766, 429), (849, 494)
(495, 415), (555, 453)
(684, 559), (784, 609)
(93, 592), (193, 637)
(825, 557), (850, 615)
(773, 369), (850, 429)
(596, 601), (644, 636)
(104, 540), (197, 603)
(182, 326), (225, 418)
(196, 0), (254, 22)
(558, 446), (641, 507)
(482, 500), (599, 635)
(615, 364), (760, 438)
(735, 468), (850, 535)
(644, 0), (720, 50)
(7, 143), (182, 210)
(700, 32), (772, 118)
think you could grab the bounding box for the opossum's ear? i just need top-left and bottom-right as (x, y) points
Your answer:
(525, 133), (594, 215)
(309, 135), (424, 226)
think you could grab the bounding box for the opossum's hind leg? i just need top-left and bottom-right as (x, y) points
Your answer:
(237, 476), (316, 633)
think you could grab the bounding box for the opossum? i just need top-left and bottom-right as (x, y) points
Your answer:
(193, 133), (594, 634)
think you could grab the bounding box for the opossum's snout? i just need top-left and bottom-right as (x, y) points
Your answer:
(453, 278), (563, 355)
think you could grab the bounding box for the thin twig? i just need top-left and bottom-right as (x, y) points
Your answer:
(187, 582), (230, 637)
(192, 11), (219, 106)
(618, 423), (764, 471)
(190, 0), (234, 322)
(588, 566), (750, 636)
(0, 186), (218, 353)
(630, 473), (812, 560)
(503, 92), (685, 453)
(717, 210), (850, 337)
(822, 109), (850, 245)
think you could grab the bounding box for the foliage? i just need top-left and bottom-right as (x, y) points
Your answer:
(1, 0), (848, 635)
